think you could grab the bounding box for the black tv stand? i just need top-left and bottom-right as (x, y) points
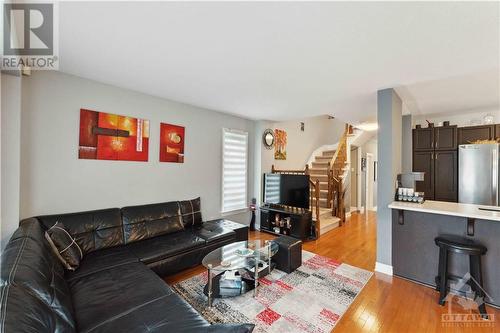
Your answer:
(259, 204), (313, 240)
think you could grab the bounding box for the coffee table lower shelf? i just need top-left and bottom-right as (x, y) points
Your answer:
(203, 271), (257, 299)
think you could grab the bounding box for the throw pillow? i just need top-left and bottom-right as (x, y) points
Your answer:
(179, 197), (202, 227)
(45, 221), (83, 271)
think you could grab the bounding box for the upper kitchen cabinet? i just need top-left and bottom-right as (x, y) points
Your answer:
(413, 125), (457, 151)
(434, 126), (457, 151)
(458, 125), (495, 144)
(413, 127), (434, 151)
(496, 124), (500, 139)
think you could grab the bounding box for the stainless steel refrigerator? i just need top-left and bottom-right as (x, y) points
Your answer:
(459, 143), (499, 206)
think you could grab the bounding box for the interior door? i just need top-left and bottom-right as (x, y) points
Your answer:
(434, 151), (458, 202)
(413, 151), (434, 199)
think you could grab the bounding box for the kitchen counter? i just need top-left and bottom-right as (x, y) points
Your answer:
(389, 200), (500, 222)
(389, 200), (500, 307)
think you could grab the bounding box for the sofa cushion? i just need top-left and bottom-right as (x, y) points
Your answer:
(121, 201), (184, 244)
(82, 293), (209, 333)
(45, 222), (84, 271)
(192, 223), (235, 243)
(204, 219), (249, 242)
(66, 246), (139, 282)
(179, 197), (202, 228)
(69, 262), (174, 333)
(37, 208), (123, 255)
(0, 285), (76, 333)
(127, 231), (205, 264)
(1, 219), (75, 328)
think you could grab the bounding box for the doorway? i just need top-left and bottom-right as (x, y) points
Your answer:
(365, 153), (374, 211)
(350, 147), (359, 212)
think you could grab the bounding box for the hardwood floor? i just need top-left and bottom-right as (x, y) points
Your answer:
(166, 212), (499, 332)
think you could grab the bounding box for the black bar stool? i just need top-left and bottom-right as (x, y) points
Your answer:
(435, 235), (488, 317)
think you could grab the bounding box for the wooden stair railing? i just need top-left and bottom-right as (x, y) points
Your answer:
(326, 124), (351, 225)
(271, 165), (321, 238)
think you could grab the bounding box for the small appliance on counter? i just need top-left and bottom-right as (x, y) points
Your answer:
(395, 172), (425, 204)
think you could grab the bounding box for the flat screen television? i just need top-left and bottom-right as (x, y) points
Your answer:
(263, 173), (310, 209)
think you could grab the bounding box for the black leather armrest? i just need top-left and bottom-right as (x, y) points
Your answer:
(205, 324), (255, 333)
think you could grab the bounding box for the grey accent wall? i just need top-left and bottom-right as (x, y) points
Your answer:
(402, 114), (413, 173)
(1, 73), (22, 250)
(376, 89), (402, 266)
(19, 71), (255, 227)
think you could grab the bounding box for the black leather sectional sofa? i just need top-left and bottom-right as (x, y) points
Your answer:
(0, 200), (254, 333)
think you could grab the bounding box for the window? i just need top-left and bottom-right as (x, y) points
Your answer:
(222, 128), (248, 213)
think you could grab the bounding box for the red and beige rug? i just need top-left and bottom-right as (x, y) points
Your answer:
(172, 251), (372, 333)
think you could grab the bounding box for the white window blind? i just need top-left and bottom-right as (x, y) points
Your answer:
(222, 128), (248, 213)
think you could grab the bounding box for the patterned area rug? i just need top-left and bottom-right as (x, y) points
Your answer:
(172, 251), (372, 333)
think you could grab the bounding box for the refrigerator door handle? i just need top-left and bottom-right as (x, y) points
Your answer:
(493, 147), (498, 206)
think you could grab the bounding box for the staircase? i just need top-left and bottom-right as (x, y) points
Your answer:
(310, 150), (342, 235)
(310, 149), (336, 208)
(271, 124), (355, 239)
(309, 124), (352, 236)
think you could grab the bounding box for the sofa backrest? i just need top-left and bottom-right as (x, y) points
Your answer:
(0, 218), (76, 332)
(37, 208), (123, 255)
(121, 201), (184, 244)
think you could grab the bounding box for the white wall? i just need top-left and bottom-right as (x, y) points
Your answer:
(1, 73), (22, 250)
(265, 115), (345, 171)
(412, 109), (500, 128)
(19, 71), (255, 226)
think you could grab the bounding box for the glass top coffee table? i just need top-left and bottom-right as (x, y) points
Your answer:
(202, 240), (279, 307)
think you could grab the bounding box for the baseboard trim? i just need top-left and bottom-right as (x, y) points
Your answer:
(375, 262), (393, 276)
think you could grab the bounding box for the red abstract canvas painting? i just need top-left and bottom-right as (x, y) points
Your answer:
(79, 109), (150, 161)
(160, 123), (185, 163)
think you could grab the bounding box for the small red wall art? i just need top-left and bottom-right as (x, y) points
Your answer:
(78, 109), (150, 161)
(160, 123), (185, 163)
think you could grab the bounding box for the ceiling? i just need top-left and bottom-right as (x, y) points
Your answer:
(58, 2), (499, 123)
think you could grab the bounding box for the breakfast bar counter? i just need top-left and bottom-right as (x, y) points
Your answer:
(389, 200), (500, 222)
(389, 200), (500, 307)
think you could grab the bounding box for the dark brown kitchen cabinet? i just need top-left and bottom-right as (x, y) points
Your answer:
(413, 151), (434, 199)
(458, 125), (495, 144)
(434, 151), (458, 202)
(413, 127), (434, 151)
(413, 125), (457, 202)
(495, 124), (500, 139)
(434, 126), (457, 151)
(413, 126), (457, 151)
